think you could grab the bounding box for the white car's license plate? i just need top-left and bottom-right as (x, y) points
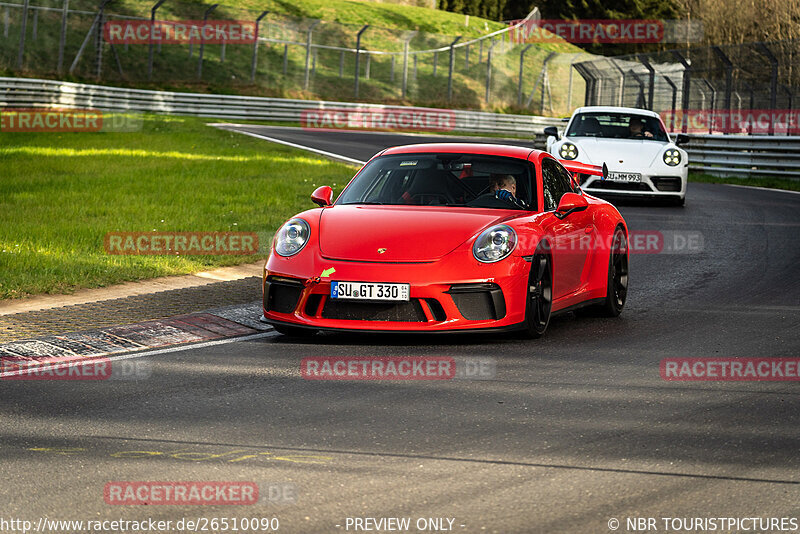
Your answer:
(330, 281), (410, 301)
(608, 172), (642, 182)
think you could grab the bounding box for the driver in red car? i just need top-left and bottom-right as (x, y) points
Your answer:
(490, 174), (529, 209)
(466, 174), (528, 209)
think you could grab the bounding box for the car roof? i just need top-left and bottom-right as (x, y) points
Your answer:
(380, 143), (543, 160)
(573, 106), (661, 119)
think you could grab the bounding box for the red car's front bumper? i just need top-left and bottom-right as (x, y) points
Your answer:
(262, 252), (532, 333)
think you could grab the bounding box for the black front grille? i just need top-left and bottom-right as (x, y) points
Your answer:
(588, 180), (653, 192)
(321, 299), (427, 322)
(265, 277), (303, 314)
(651, 176), (682, 192)
(304, 294), (324, 316)
(447, 283), (506, 321)
(424, 298), (447, 322)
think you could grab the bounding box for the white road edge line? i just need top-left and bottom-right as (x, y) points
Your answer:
(210, 124), (366, 166)
(210, 122), (529, 143)
(720, 183), (800, 195)
(0, 331), (279, 378)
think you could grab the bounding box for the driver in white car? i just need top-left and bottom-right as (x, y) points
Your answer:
(629, 118), (654, 139)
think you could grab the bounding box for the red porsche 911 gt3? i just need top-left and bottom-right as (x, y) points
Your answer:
(262, 143), (628, 337)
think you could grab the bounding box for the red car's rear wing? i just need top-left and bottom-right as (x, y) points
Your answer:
(559, 160), (609, 180)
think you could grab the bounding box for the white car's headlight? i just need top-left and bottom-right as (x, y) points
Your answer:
(473, 224), (517, 263)
(274, 218), (310, 257)
(663, 149), (681, 166)
(559, 142), (578, 160)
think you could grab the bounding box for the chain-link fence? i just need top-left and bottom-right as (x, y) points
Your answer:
(573, 41), (800, 134)
(0, 0), (591, 115)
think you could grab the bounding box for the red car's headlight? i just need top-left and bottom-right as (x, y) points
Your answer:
(473, 224), (517, 263)
(274, 218), (310, 257)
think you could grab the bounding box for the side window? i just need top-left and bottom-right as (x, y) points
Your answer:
(541, 159), (572, 211)
(553, 161), (578, 193)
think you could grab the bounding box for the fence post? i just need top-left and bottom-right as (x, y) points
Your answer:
(755, 43), (779, 135)
(282, 44), (288, 74)
(57, 0), (70, 73)
(671, 51), (692, 133)
(390, 56), (395, 82)
(16, 0), (29, 69)
(401, 31), (416, 99)
(303, 19), (320, 90)
(147, 0), (166, 81)
(638, 54), (656, 111)
(365, 53), (370, 79)
(432, 51), (437, 76)
(312, 48), (317, 78)
(700, 79), (716, 133)
(339, 51), (344, 77)
(485, 39), (498, 104)
(197, 3), (218, 80)
(354, 24), (369, 98)
(250, 11), (269, 82)
(608, 58), (626, 107)
(517, 44), (532, 108)
(94, 2), (105, 78)
(781, 85), (793, 112)
(447, 36), (461, 103)
(664, 76), (678, 131)
(464, 43), (469, 69)
(711, 46), (733, 112)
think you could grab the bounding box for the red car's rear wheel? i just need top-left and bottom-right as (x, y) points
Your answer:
(601, 227), (628, 317)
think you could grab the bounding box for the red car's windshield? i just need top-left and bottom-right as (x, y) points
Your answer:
(337, 154), (534, 209)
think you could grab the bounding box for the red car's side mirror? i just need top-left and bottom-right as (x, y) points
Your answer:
(311, 186), (333, 207)
(555, 192), (589, 219)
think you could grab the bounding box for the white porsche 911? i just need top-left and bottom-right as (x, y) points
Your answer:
(545, 106), (689, 206)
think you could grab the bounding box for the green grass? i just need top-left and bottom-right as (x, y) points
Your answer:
(0, 114), (357, 299)
(689, 172), (800, 192)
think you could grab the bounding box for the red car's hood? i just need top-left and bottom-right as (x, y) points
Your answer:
(318, 205), (515, 262)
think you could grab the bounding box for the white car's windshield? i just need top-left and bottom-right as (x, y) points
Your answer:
(567, 112), (668, 142)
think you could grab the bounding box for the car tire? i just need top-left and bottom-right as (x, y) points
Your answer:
(522, 245), (553, 338)
(671, 196), (686, 207)
(599, 227), (628, 317)
(272, 324), (317, 337)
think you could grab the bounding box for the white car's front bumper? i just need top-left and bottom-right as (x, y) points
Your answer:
(581, 168), (687, 199)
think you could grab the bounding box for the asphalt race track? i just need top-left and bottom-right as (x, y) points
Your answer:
(2, 126), (799, 533)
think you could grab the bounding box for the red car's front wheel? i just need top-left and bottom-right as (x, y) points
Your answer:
(523, 246), (553, 338)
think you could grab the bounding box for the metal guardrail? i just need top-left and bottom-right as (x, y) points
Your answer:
(0, 77), (561, 138)
(683, 134), (800, 178)
(1, 77), (797, 178)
